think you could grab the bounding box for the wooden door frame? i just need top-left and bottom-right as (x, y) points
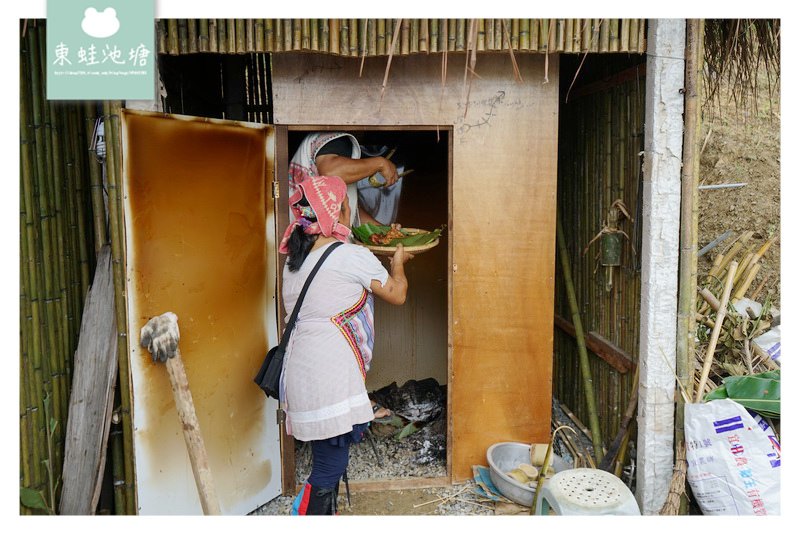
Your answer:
(276, 124), (454, 494)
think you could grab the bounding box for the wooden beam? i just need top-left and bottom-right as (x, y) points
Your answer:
(295, 476), (451, 495)
(554, 315), (636, 373)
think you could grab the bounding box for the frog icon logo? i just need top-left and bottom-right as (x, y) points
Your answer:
(81, 7), (120, 38)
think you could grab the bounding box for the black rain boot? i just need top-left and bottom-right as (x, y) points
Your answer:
(305, 485), (337, 515)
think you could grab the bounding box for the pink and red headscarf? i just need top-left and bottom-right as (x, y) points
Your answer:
(278, 175), (351, 254)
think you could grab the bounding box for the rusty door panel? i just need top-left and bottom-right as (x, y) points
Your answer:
(120, 110), (280, 515)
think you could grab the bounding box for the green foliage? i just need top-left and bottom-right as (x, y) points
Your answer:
(20, 487), (53, 514)
(352, 223), (444, 247)
(704, 370), (780, 417)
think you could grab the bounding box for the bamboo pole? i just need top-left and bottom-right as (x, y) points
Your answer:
(695, 262), (737, 403)
(676, 23), (703, 512)
(366, 19), (376, 56)
(263, 19), (273, 52)
(629, 19), (639, 52)
(600, 19), (609, 52)
(208, 19), (218, 52)
(557, 213), (604, 460)
(293, 19), (302, 51)
(448, 19), (456, 51)
(620, 19), (630, 52)
(216, 19), (227, 53)
(178, 19), (188, 54)
(400, 19), (410, 55)
(167, 19), (179, 55)
(157, 20), (167, 54)
(229, 19), (238, 54)
(198, 19), (209, 52)
(455, 19), (465, 51)
(750, 273), (771, 300)
(732, 263), (761, 303)
(318, 19), (328, 53)
(609, 19), (619, 52)
(186, 19), (197, 54)
(638, 19), (646, 53)
(103, 101), (137, 514)
(245, 19), (255, 52)
(304, 18), (315, 52)
(329, 19), (339, 55)
(20, 51), (47, 496)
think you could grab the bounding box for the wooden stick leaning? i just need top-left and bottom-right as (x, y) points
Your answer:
(140, 313), (221, 515)
(164, 347), (221, 515)
(694, 262), (737, 403)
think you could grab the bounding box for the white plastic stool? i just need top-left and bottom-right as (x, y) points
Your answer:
(536, 468), (640, 515)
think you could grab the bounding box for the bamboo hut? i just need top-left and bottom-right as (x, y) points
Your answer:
(19, 18), (779, 516)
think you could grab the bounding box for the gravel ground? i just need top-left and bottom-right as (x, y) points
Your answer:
(250, 399), (610, 515)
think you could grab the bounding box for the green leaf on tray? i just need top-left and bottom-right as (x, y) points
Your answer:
(704, 370), (780, 417)
(353, 223), (444, 247)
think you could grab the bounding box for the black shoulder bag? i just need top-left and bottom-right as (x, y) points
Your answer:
(254, 241), (343, 399)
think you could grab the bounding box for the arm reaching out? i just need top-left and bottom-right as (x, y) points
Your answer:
(316, 154), (399, 187)
(370, 244), (413, 305)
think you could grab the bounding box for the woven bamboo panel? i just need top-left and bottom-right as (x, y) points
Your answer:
(157, 19), (647, 56)
(553, 63), (645, 454)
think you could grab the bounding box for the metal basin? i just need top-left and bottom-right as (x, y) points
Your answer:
(486, 442), (570, 507)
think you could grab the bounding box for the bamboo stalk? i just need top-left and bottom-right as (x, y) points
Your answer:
(620, 19), (630, 52)
(216, 19), (226, 53)
(103, 101), (136, 514)
(510, 19), (519, 50)
(199, 19), (209, 52)
(349, 18), (358, 56)
(409, 19), (419, 54)
(400, 19), (410, 55)
(555, 19), (565, 52)
(557, 213), (604, 460)
(581, 18), (591, 52)
(167, 19), (179, 55)
(677, 21), (703, 480)
(229, 19), (239, 54)
(749, 273), (771, 300)
(245, 19), (255, 52)
(308, 19), (317, 52)
(732, 263), (761, 303)
(367, 19), (376, 56)
(178, 19), (188, 54)
(292, 19), (302, 51)
(600, 19), (609, 52)
(110, 425), (126, 515)
(694, 262), (737, 402)
(187, 19), (198, 54)
(448, 19), (456, 51)
(319, 19), (328, 53)
(339, 19), (349, 56)
(638, 19), (646, 53)
(208, 19), (218, 52)
(629, 19), (639, 52)
(20, 53), (46, 495)
(455, 19), (465, 51)
(329, 19), (339, 55)
(710, 231), (753, 278)
(263, 19), (273, 52)
(609, 19), (619, 52)
(157, 20), (167, 54)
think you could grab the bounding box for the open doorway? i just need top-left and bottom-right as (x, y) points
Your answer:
(285, 128), (452, 487)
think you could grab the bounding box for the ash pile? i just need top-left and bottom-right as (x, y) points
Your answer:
(295, 378), (447, 483)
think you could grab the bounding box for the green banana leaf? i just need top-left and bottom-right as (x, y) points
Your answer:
(352, 223), (443, 247)
(704, 370), (780, 417)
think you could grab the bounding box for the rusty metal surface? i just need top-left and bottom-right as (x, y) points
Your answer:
(121, 110), (280, 514)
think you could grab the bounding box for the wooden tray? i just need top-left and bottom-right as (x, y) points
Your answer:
(355, 228), (440, 256)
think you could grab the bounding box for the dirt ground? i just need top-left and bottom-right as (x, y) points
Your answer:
(697, 75), (781, 308)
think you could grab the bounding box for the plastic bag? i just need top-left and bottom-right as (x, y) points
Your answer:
(684, 399), (780, 515)
(754, 325), (781, 366)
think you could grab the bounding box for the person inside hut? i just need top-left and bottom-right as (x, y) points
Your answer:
(279, 175), (414, 515)
(289, 132), (402, 227)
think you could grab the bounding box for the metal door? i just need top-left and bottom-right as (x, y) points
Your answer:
(120, 110), (281, 514)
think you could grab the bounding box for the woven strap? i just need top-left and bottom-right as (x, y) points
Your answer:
(279, 241), (343, 349)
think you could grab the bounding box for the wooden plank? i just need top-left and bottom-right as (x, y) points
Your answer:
(272, 53), (559, 482)
(59, 245), (117, 515)
(554, 314), (636, 373)
(295, 476), (451, 494)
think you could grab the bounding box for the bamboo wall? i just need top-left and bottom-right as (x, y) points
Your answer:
(19, 22), (135, 515)
(554, 63), (645, 458)
(156, 19), (647, 56)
